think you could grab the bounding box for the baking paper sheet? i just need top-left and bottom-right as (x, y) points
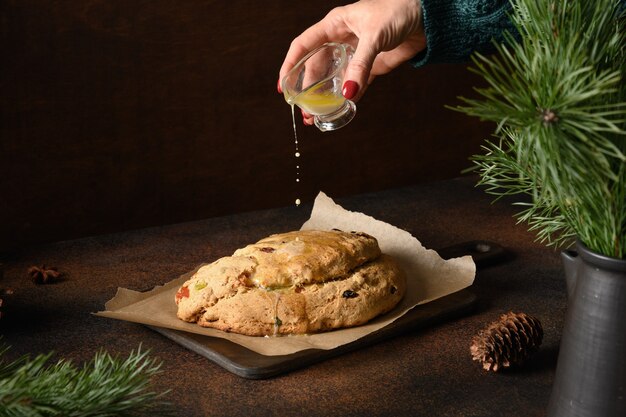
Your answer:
(96, 192), (475, 356)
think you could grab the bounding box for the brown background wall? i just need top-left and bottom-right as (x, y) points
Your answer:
(0, 0), (492, 252)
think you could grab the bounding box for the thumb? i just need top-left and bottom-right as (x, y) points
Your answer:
(342, 41), (377, 101)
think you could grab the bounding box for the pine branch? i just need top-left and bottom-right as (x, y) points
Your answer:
(0, 346), (172, 417)
(454, 0), (626, 258)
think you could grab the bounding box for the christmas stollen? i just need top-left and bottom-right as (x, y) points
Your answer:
(175, 230), (406, 336)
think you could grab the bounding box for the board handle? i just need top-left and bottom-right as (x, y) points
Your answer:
(437, 240), (508, 270)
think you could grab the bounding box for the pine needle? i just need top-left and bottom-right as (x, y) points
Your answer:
(0, 346), (172, 417)
(454, 0), (626, 258)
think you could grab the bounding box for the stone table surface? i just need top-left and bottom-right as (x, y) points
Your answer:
(0, 176), (566, 416)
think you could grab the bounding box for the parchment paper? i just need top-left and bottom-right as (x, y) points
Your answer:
(96, 192), (475, 356)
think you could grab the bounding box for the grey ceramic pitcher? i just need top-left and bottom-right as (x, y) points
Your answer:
(547, 241), (626, 417)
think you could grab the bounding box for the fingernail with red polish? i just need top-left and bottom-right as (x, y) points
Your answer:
(342, 80), (359, 100)
(277, 79), (283, 94)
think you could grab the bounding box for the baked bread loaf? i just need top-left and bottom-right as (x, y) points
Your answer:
(175, 230), (406, 336)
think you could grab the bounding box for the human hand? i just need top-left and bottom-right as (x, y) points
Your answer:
(278, 0), (426, 125)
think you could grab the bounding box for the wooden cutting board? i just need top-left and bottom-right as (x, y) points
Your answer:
(149, 241), (506, 379)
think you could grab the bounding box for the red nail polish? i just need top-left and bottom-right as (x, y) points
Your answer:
(277, 79), (283, 94)
(342, 80), (359, 100)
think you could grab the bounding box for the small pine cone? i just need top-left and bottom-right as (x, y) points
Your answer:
(470, 311), (543, 372)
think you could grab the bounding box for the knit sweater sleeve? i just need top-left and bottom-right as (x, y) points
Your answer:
(411, 0), (516, 67)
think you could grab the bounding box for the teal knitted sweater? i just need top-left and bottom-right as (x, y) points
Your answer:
(412, 0), (514, 66)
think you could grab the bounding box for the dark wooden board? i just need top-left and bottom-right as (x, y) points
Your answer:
(149, 288), (476, 379)
(148, 241), (506, 379)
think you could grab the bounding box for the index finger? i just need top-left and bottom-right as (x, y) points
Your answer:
(278, 9), (350, 81)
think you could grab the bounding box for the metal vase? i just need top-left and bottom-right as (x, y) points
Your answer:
(548, 241), (626, 417)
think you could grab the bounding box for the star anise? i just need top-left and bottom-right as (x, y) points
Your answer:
(0, 289), (14, 320)
(1, 263), (14, 318)
(28, 265), (61, 284)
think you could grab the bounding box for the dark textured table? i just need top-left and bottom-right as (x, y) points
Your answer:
(0, 177), (566, 416)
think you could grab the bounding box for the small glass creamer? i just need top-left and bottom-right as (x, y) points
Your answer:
(281, 42), (356, 131)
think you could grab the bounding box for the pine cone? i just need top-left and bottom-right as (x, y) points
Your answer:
(470, 311), (543, 372)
